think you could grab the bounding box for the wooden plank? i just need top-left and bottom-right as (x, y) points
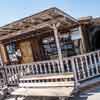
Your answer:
(12, 87), (74, 97)
(0, 16), (77, 41)
(0, 43), (8, 64)
(18, 40), (33, 63)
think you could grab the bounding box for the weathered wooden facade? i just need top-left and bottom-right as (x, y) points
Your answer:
(0, 8), (99, 66)
(0, 7), (81, 65)
(79, 16), (100, 52)
(0, 8), (80, 87)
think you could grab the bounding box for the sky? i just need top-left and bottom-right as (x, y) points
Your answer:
(0, 0), (100, 27)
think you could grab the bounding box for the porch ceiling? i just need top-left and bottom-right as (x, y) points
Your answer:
(0, 7), (79, 41)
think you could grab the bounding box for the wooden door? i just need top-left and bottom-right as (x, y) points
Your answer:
(19, 40), (33, 64)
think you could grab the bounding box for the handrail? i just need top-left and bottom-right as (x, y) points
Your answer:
(2, 50), (100, 87)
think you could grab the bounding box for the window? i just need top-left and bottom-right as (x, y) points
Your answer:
(73, 39), (81, 55)
(42, 37), (57, 59)
(42, 33), (78, 59)
(6, 41), (18, 62)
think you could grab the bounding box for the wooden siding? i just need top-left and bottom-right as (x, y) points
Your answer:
(18, 40), (33, 64)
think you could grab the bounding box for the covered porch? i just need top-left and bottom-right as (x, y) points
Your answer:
(0, 7), (83, 66)
(0, 7), (86, 88)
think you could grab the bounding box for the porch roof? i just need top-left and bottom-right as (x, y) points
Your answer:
(0, 7), (78, 41)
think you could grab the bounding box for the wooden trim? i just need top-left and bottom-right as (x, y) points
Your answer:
(0, 43), (9, 64)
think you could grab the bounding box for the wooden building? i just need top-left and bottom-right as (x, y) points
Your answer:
(0, 7), (83, 65)
(79, 16), (100, 51)
(0, 8), (100, 98)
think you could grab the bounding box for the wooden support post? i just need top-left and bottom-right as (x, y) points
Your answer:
(52, 23), (64, 72)
(71, 58), (80, 88)
(79, 26), (86, 53)
(0, 43), (8, 64)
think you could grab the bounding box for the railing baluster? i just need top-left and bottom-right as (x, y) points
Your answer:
(28, 64), (31, 74)
(39, 63), (43, 74)
(17, 65), (20, 75)
(93, 53), (99, 74)
(89, 54), (95, 76)
(32, 64), (35, 75)
(80, 57), (86, 79)
(71, 58), (79, 87)
(10, 67), (13, 84)
(56, 61), (60, 73)
(14, 66), (18, 83)
(14, 66), (17, 74)
(29, 64), (31, 74)
(35, 64), (38, 74)
(8, 67), (10, 82)
(75, 58), (81, 80)
(97, 52), (100, 62)
(12, 66), (16, 83)
(9, 67), (11, 82)
(65, 60), (70, 72)
(43, 63), (46, 74)
(25, 65), (28, 75)
(4, 67), (8, 83)
(48, 62), (51, 73)
(20, 65), (23, 76)
(97, 51), (100, 73)
(52, 61), (56, 73)
(84, 56), (90, 77)
(23, 65), (26, 75)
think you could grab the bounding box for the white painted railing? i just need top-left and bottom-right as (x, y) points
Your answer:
(4, 59), (73, 85)
(71, 50), (100, 83)
(2, 50), (100, 87)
